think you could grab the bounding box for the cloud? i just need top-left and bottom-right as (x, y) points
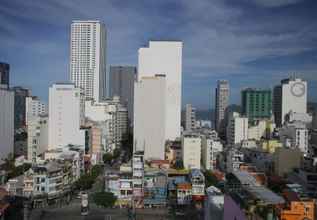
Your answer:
(0, 0), (316, 108)
(251, 0), (304, 7)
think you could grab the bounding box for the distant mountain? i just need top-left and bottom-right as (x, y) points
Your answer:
(196, 109), (214, 121)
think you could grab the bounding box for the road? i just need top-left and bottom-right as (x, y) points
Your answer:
(30, 199), (168, 220)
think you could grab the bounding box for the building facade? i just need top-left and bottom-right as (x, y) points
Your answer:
(48, 83), (85, 149)
(273, 77), (307, 127)
(0, 88), (14, 161)
(184, 104), (196, 131)
(0, 62), (9, 88)
(226, 112), (248, 146)
(182, 133), (201, 169)
(215, 80), (229, 134)
(25, 96), (47, 125)
(27, 115), (48, 163)
(70, 20), (106, 102)
(13, 86), (30, 129)
(138, 41), (182, 141)
(134, 75), (166, 160)
(109, 66), (136, 123)
(201, 135), (223, 170)
(241, 88), (272, 121)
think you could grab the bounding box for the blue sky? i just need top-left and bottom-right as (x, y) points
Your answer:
(1, 0), (317, 109)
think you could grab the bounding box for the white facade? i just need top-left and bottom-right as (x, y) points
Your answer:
(27, 115), (48, 163)
(201, 136), (223, 170)
(138, 41), (182, 141)
(133, 76), (166, 160)
(226, 148), (244, 173)
(182, 134), (201, 169)
(25, 96), (47, 125)
(70, 20), (106, 102)
(85, 96), (128, 152)
(0, 88), (14, 161)
(227, 112), (248, 146)
(185, 104), (196, 131)
(48, 83), (85, 149)
(274, 78), (307, 126)
(280, 121), (309, 156)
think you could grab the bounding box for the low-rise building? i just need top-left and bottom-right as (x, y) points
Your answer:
(182, 133), (201, 169)
(274, 147), (302, 177)
(176, 183), (192, 205)
(226, 148), (244, 173)
(280, 121), (309, 156)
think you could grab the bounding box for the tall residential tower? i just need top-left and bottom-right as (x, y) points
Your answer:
(215, 80), (230, 135)
(70, 20), (106, 102)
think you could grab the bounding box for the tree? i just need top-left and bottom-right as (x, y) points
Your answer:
(113, 148), (121, 159)
(74, 174), (95, 190)
(204, 171), (219, 187)
(103, 153), (113, 164)
(92, 192), (117, 208)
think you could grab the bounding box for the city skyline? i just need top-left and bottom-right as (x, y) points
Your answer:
(1, 0), (317, 108)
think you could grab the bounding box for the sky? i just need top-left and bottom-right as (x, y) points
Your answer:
(1, 0), (317, 109)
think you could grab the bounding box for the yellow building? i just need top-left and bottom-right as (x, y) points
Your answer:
(262, 140), (282, 153)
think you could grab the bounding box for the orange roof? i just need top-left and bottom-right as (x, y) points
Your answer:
(150, 160), (169, 164)
(177, 183), (192, 190)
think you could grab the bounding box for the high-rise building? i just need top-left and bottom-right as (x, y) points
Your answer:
(184, 104), (196, 131)
(13, 87), (30, 129)
(109, 66), (136, 123)
(0, 62), (9, 88)
(241, 88), (272, 121)
(273, 77), (307, 127)
(25, 96), (47, 125)
(134, 75), (166, 160)
(85, 96), (128, 152)
(70, 20), (106, 102)
(226, 112), (248, 146)
(138, 41), (182, 141)
(0, 87), (14, 161)
(215, 80), (229, 135)
(48, 83), (85, 149)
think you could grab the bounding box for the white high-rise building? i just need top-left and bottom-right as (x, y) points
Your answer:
(48, 83), (85, 149)
(70, 20), (106, 102)
(226, 112), (248, 146)
(185, 104), (196, 131)
(134, 75), (166, 160)
(25, 96), (47, 125)
(138, 41), (182, 141)
(0, 88), (14, 161)
(273, 77), (307, 127)
(182, 133), (201, 169)
(215, 80), (229, 134)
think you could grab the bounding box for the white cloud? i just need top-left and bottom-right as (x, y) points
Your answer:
(252, 0), (304, 7)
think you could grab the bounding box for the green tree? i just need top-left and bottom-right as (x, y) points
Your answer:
(204, 171), (219, 187)
(103, 153), (113, 164)
(113, 148), (121, 159)
(92, 192), (117, 208)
